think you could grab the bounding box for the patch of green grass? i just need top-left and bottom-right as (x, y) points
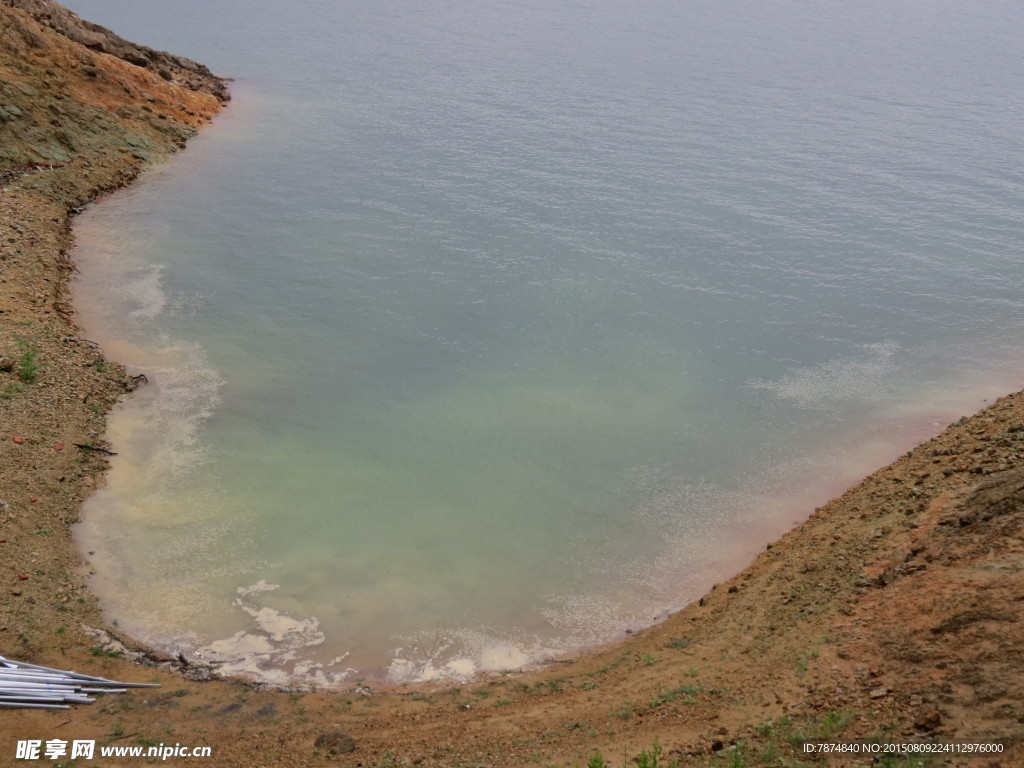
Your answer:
(755, 738), (780, 765)
(329, 697), (353, 712)
(664, 637), (692, 649)
(16, 339), (39, 384)
(648, 683), (701, 709)
(614, 701), (634, 720)
(586, 740), (681, 768)
(642, 652), (657, 666)
(596, 652), (630, 676)
(89, 645), (123, 658)
(635, 738), (679, 768)
(723, 744), (746, 768)
(525, 677), (565, 694)
(795, 648), (819, 675)
(751, 717), (793, 765)
(753, 716), (789, 738)
(787, 709), (855, 748)
(0, 382), (24, 399)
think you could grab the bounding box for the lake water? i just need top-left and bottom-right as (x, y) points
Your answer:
(65, 0), (1024, 684)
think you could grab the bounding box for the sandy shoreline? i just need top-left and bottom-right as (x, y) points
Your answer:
(3, 2), (1024, 765)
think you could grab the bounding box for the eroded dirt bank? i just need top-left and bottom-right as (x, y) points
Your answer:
(1, 2), (1022, 766)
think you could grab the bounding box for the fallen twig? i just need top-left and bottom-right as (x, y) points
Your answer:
(74, 444), (117, 456)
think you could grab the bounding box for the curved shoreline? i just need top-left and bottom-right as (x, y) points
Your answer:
(3, 3), (1023, 764)
(0, 0), (229, 687)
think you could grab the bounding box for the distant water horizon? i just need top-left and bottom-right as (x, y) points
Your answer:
(66, 0), (1024, 684)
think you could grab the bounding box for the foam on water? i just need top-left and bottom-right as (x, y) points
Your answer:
(747, 341), (901, 410)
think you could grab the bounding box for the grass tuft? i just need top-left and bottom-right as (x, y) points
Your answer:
(16, 339), (40, 384)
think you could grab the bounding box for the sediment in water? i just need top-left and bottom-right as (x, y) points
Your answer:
(0, 0), (227, 667)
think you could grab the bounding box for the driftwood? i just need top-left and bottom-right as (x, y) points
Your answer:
(126, 373), (149, 391)
(73, 443), (117, 456)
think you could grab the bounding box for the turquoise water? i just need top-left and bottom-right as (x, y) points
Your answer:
(67, 0), (1024, 683)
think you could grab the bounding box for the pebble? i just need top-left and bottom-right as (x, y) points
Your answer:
(12, 435), (23, 444)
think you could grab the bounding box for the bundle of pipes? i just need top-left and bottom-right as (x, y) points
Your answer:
(0, 656), (159, 709)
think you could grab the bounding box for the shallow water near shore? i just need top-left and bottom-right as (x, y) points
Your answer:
(67, 0), (1024, 683)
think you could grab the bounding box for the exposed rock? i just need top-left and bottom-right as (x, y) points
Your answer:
(0, 0), (227, 168)
(1, 0), (229, 101)
(914, 706), (942, 731)
(314, 731), (356, 755)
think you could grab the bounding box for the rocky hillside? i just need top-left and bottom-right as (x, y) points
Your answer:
(1, 0), (224, 169)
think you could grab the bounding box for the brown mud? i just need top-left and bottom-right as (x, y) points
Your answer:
(1, 2), (1022, 766)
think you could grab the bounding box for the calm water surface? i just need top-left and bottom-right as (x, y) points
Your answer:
(64, 0), (1024, 683)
